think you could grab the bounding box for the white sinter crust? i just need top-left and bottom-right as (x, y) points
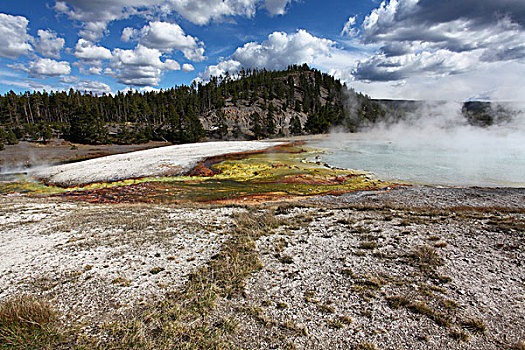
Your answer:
(32, 140), (283, 187)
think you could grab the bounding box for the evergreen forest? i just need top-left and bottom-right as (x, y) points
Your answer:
(0, 64), (387, 149)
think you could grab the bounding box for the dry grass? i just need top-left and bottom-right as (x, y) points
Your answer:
(317, 304), (335, 314)
(461, 318), (486, 334)
(359, 241), (378, 250)
(386, 295), (411, 309)
(355, 342), (377, 350)
(387, 296), (450, 328)
(408, 301), (450, 327)
(3, 198), (522, 349)
(450, 329), (470, 342)
(1, 207), (280, 349)
(410, 245), (444, 267)
(78, 208), (283, 349)
(52, 205), (203, 249)
(0, 295), (61, 349)
(511, 341), (525, 350)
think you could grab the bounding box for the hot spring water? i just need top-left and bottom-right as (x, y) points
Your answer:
(309, 109), (525, 187)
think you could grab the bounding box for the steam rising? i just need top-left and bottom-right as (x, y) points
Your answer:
(315, 101), (525, 187)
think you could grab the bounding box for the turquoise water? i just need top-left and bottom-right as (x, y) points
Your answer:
(309, 129), (525, 187)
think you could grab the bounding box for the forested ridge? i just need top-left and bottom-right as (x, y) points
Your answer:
(0, 64), (386, 149)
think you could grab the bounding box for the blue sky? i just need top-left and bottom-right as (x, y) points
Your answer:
(1, 0), (525, 100)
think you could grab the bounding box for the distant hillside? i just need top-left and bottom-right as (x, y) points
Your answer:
(0, 65), (386, 147)
(373, 99), (521, 127)
(461, 101), (520, 127)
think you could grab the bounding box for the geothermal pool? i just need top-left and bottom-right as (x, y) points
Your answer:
(310, 129), (525, 187)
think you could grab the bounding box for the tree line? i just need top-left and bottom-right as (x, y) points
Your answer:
(0, 64), (387, 149)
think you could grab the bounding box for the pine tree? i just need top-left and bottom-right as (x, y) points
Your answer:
(39, 123), (53, 143)
(0, 128), (7, 145)
(214, 108), (228, 138)
(250, 112), (263, 139)
(181, 106), (204, 143)
(167, 103), (181, 143)
(290, 116), (302, 135)
(6, 128), (18, 145)
(265, 103), (276, 136)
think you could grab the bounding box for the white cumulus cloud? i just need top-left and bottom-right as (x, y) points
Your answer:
(0, 13), (33, 58)
(198, 29), (341, 81)
(24, 58), (71, 77)
(122, 21), (206, 61)
(76, 80), (113, 94)
(74, 39), (113, 60)
(54, 0), (160, 41)
(264, 0), (295, 16)
(341, 16), (358, 36)
(111, 45), (181, 86)
(165, 0), (258, 25)
(182, 63), (195, 72)
(34, 30), (65, 59)
(351, 0), (525, 82)
(53, 0), (297, 40)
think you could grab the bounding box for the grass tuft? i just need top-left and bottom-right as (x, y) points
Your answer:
(359, 241), (378, 250)
(408, 302), (450, 327)
(355, 342), (377, 350)
(410, 245), (444, 267)
(318, 304), (335, 314)
(149, 267), (165, 274)
(326, 319), (344, 329)
(450, 329), (470, 342)
(72, 209), (280, 348)
(386, 295), (410, 309)
(511, 341), (525, 350)
(0, 295), (61, 349)
(461, 318), (486, 334)
(278, 255), (294, 264)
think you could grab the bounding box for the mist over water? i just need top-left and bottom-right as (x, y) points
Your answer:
(310, 102), (525, 187)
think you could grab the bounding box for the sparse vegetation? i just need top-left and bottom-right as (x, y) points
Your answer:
(511, 341), (525, 350)
(461, 318), (486, 334)
(355, 342), (377, 350)
(65, 209), (283, 348)
(280, 320), (308, 337)
(2, 198), (522, 349)
(359, 241), (378, 250)
(408, 302), (450, 327)
(337, 315), (353, 325)
(387, 296), (450, 327)
(278, 255), (294, 264)
(149, 267), (164, 274)
(386, 295), (411, 309)
(318, 304), (335, 314)
(450, 329), (470, 342)
(336, 218), (355, 225)
(326, 319), (344, 329)
(410, 245), (444, 267)
(341, 268), (357, 278)
(276, 302), (289, 310)
(111, 276), (131, 286)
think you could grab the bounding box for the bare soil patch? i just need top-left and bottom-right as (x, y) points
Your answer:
(0, 140), (170, 170)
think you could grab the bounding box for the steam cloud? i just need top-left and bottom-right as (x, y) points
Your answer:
(319, 101), (525, 187)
